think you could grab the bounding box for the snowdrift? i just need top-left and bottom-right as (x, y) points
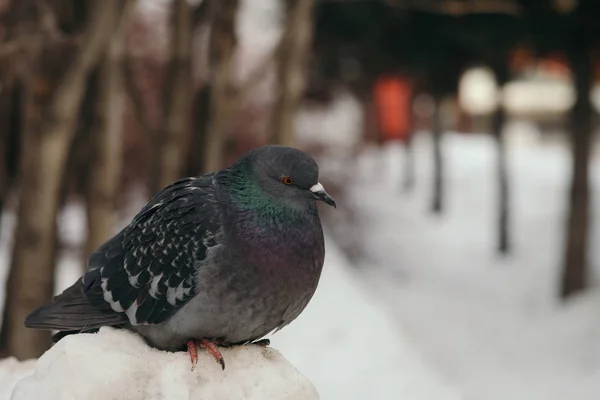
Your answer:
(8, 327), (318, 400)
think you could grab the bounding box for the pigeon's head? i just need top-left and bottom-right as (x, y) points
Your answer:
(234, 145), (336, 209)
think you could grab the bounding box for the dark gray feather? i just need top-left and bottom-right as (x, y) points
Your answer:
(83, 175), (221, 326)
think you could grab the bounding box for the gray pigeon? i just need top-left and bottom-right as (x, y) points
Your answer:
(25, 145), (336, 370)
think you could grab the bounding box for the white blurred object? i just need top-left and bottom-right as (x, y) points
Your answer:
(458, 67), (499, 115)
(457, 66), (600, 117)
(503, 79), (575, 116)
(9, 327), (317, 400)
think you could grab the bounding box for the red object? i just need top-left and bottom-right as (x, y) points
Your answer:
(373, 76), (413, 142)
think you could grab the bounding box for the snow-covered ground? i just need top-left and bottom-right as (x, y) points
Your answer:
(343, 126), (600, 400)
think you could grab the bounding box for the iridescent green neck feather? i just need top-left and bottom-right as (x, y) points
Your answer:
(222, 164), (314, 223)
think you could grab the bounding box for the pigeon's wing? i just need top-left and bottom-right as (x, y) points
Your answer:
(82, 175), (222, 326)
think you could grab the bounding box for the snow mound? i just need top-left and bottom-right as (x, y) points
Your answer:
(0, 357), (35, 400)
(10, 327), (318, 400)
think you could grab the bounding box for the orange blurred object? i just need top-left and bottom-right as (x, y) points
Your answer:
(373, 76), (413, 142)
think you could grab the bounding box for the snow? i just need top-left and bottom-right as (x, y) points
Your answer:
(0, 358), (35, 400)
(344, 127), (600, 400)
(9, 327), (318, 400)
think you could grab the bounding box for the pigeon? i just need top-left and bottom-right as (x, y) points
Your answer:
(25, 145), (336, 370)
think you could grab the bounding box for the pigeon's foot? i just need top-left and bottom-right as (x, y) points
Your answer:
(186, 338), (225, 371)
(186, 340), (199, 371)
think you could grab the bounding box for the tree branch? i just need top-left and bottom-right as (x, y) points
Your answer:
(50, 0), (121, 123)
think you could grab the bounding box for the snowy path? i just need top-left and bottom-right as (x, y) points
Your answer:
(349, 129), (600, 400)
(273, 237), (462, 400)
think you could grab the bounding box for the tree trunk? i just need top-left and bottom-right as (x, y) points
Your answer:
(431, 94), (444, 213)
(269, 0), (316, 146)
(560, 47), (593, 299)
(203, 0), (239, 173)
(148, 0), (192, 194)
(0, 5), (27, 236)
(402, 135), (415, 192)
(0, 92), (9, 220)
(85, 1), (134, 262)
(0, 0), (121, 359)
(492, 103), (509, 254)
(492, 64), (510, 254)
(0, 81), (19, 226)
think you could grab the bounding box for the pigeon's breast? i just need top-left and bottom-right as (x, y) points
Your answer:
(161, 214), (324, 344)
(223, 215), (325, 340)
(138, 207), (326, 348)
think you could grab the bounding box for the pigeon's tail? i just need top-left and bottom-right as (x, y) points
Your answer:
(25, 278), (127, 337)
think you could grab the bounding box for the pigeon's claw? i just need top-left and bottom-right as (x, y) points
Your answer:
(186, 338), (225, 371)
(199, 338), (225, 370)
(186, 339), (199, 371)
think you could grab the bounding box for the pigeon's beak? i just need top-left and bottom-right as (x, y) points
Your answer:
(310, 182), (336, 208)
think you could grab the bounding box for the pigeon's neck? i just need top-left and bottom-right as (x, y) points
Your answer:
(216, 168), (324, 267)
(218, 166), (314, 219)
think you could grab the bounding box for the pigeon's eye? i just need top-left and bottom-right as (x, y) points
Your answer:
(282, 176), (294, 185)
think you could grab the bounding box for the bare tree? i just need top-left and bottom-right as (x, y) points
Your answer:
(0, 81), (19, 230)
(0, 0), (26, 242)
(560, 44), (593, 298)
(0, 97), (8, 222)
(400, 89), (417, 192)
(84, 1), (136, 261)
(431, 93), (444, 213)
(492, 62), (510, 254)
(203, 0), (239, 173)
(402, 136), (415, 191)
(0, 0), (122, 359)
(269, 0), (316, 146)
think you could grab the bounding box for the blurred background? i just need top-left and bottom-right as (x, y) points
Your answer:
(0, 0), (600, 399)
